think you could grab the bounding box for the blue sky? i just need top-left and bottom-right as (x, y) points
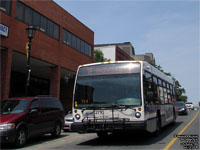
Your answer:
(54, 0), (200, 105)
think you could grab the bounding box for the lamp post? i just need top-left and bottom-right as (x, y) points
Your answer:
(25, 26), (36, 96)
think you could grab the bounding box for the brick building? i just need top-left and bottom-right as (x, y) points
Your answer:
(0, 0), (94, 111)
(133, 53), (155, 65)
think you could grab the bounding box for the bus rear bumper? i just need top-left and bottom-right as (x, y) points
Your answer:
(71, 121), (146, 133)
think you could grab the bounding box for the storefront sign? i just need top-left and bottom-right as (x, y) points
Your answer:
(0, 24), (8, 37)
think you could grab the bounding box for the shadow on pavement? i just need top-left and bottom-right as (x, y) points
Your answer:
(0, 133), (69, 149)
(78, 121), (183, 146)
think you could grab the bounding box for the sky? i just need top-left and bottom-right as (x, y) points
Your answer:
(54, 0), (200, 105)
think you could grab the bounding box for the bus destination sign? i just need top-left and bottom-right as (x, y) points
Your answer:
(78, 63), (140, 76)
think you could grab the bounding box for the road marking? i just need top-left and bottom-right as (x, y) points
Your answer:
(163, 110), (199, 150)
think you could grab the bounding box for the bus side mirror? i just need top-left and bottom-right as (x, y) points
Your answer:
(147, 92), (154, 101)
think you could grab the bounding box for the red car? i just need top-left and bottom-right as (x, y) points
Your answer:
(0, 96), (65, 147)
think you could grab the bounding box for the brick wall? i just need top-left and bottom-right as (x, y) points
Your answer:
(0, 0), (94, 98)
(1, 0), (94, 72)
(116, 46), (134, 61)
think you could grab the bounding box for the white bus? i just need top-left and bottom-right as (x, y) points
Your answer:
(71, 61), (178, 137)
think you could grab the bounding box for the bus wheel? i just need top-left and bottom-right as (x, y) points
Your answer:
(153, 117), (161, 136)
(171, 111), (176, 126)
(97, 131), (108, 139)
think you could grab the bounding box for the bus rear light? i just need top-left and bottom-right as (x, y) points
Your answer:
(138, 108), (142, 111)
(74, 110), (77, 113)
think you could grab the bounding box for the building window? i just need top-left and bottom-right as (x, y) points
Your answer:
(72, 34), (77, 49)
(16, 1), (24, 21)
(0, 0), (11, 15)
(62, 29), (67, 44)
(15, 1), (59, 40)
(77, 38), (81, 51)
(40, 16), (47, 33)
(66, 31), (72, 46)
(84, 42), (89, 55)
(62, 28), (92, 57)
(47, 20), (53, 37)
(54, 24), (59, 40)
(88, 45), (92, 57)
(24, 7), (32, 25)
(81, 40), (85, 53)
(32, 11), (40, 28)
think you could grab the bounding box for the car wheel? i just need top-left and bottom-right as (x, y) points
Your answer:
(52, 122), (61, 138)
(15, 127), (27, 148)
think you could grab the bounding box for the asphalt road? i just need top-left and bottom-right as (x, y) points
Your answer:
(1, 109), (199, 150)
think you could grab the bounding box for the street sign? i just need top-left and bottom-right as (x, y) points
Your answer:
(0, 24), (9, 37)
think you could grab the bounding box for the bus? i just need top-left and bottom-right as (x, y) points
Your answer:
(71, 61), (178, 137)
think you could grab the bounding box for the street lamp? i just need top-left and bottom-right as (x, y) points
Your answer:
(25, 26), (36, 96)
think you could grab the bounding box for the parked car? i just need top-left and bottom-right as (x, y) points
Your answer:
(177, 101), (188, 115)
(185, 102), (194, 110)
(0, 96), (65, 148)
(63, 111), (74, 132)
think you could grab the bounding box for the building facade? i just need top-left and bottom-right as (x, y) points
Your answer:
(94, 42), (134, 61)
(0, 0), (94, 111)
(133, 53), (155, 65)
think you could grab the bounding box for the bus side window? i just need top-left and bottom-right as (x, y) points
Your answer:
(158, 79), (164, 104)
(153, 76), (159, 104)
(144, 72), (154, 105)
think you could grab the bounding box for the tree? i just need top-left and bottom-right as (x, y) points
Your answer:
(94, 50), (110, 63)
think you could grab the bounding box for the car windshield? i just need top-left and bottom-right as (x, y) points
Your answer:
(0, 100), (29, 114)
(186, 102), (192, 104)
(74, 73), (141, 108)
(177, 102), (185, 107)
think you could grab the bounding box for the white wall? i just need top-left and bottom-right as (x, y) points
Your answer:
(94, 45), (116, 61)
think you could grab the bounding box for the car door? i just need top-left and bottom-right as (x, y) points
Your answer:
(39, 98), (56, 133)
(28, 99), (43, 137)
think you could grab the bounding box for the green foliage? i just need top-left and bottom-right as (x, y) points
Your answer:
(152, 63), (187, 102)
(94, 50), (111, 63)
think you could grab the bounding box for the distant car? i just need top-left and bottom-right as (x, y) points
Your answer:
(0, 96), (65, 148)
(177, 101), (188, 115)
(185, 102), (194, 110)
(63, 111), (74, 132)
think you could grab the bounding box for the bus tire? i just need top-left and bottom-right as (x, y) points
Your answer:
(153, 117), (161, 137)
(171, 110), (176, 126)
(97, 131), (108, 139)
